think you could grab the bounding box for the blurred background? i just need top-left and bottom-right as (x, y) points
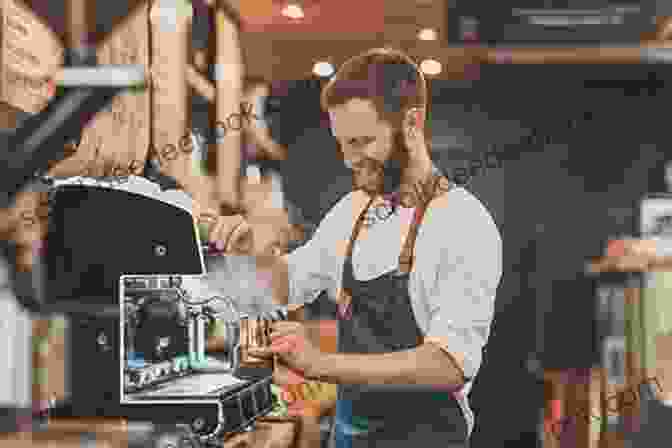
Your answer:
(3, 1), (672, 447)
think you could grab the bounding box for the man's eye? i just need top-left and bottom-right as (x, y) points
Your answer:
(344, 138), (368, 147)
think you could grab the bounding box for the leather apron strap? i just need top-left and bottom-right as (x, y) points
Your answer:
(339, 173), (453, 308)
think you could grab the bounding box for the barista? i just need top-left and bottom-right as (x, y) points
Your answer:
(212, 48), (502, 447)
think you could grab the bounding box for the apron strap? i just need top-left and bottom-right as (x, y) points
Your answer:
(398, 174), (453, 275)
(337, 195), (375, 318)
(337, 175), (452, 313)
(345, 195), (376, 261)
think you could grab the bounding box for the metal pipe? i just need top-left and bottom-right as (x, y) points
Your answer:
(188, 311), (196, 363)
(195, 313), (207, 366)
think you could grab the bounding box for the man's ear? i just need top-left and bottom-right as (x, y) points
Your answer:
(404, 107), (425, 135)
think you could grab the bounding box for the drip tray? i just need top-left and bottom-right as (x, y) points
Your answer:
(125, 372), (246, 401)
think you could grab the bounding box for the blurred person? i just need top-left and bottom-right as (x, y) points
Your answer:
(204, 71), (299, 253)
(241, 76), (288, 164)
(214, 48), (502, 447)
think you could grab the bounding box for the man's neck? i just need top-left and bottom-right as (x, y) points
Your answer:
(369, 155), (436, 208)
(396, 152), (436, 204)
(401, 154), (434, 188)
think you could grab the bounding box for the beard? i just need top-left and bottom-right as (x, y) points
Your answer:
(352, 130), (409, 197)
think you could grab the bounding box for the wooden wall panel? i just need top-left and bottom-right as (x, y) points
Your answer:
(47, 3), (150, 179)
(0, 0), (61, 113)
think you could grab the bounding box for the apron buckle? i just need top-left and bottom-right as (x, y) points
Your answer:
(338, 289), (353, 320)
(338, 301), (353, 320)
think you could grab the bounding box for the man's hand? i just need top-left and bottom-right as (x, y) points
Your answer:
(201, 213), (251, 254)
(200, 210), (288, 256)
(249, 321), (324, 380)
(239, 175), (291, 256)
(201, 173), (291, 255)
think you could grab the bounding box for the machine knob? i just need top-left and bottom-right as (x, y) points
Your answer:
(97, 332), (111, 352)
(191, 418), (205, 432)
(170, 276), (182, 288)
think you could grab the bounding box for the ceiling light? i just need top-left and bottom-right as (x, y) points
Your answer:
(417, 28), (438, 41)
(282, 3), (305, 19)
(420, 59), (442, 76)
(313, 61), (334, 77)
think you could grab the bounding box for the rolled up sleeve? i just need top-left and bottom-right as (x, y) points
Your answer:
(421, 194), (502, 380)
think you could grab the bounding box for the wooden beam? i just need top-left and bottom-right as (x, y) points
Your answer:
(187, 64), (216, 102)
(14, 0), (150, 48)
(655, 16), (672, 41)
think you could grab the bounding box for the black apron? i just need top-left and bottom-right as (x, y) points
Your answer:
(329, 175), (470, 447)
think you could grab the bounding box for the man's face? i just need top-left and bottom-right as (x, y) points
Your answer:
(328, 98), (408, 196)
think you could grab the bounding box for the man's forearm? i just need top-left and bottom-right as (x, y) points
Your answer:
(311, 343), (465, 390)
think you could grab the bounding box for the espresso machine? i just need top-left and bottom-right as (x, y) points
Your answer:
(36, 175), (282, 444)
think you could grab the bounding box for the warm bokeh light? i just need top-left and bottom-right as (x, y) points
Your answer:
(417, 28), (438, 41)
(281, 4), (305, 19)
(312, 61), (334, 77)
(420, 59), (442, 75)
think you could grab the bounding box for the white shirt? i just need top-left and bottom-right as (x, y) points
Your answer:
(284, 187), (502, 436)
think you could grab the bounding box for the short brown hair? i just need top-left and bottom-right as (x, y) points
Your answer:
(320, 48), (427, 129)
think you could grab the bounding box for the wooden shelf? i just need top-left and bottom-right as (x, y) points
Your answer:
(545, 246), (672, 447)
(587, 255), (672, 274)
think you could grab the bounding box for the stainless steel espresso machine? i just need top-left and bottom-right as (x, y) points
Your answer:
(38, 176), (282, 445)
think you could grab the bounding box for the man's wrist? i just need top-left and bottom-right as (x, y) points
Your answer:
(308, 351), (334, 382)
